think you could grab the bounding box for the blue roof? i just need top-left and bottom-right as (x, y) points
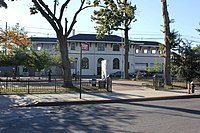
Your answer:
(68, 34), (123, 42)
(30, 34), (160, 46)
(131, 40), (160, 46)
(30, 37), (57, 43)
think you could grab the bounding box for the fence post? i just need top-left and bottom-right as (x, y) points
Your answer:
(55, 78), (57, 93)
(6, 77), (8, 89)
(28, 79), (30, 94)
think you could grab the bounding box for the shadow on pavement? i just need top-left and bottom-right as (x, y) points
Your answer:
(0, 97), (140, 133)
(126, 102), (200, 116)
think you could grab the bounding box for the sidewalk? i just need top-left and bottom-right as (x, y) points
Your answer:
(1, 80), (200, 107)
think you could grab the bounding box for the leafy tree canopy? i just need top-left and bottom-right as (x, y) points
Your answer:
(91, 0), (136, 38)
(0, 23), (30, 53)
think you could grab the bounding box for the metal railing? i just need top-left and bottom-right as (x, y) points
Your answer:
(0, 78), (66, 94)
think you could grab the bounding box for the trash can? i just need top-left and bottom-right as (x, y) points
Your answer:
(106, 77), (112, 92)
(91, 78), (97, 87)
(98, 80), (106, 89)
(158, 78), (164, 87)
(153, 74), (159, 90)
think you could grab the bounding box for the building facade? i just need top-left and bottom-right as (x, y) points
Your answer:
(29, 34), (164, 77)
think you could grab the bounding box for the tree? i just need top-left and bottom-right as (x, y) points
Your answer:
(171, 40), (200, 83)
(161, 0), (171, 86)
(0, 0), (8, 8)
(0, 23), (30, 54)
(30, 0), (93, 87)
(0, 0), (15, 8)
(146, 62), (163, 74)
(159, 30), (182, 78)
(91, 0), (137, 79)
(26, 50), (52, 73)
(0, 46), (30, 78)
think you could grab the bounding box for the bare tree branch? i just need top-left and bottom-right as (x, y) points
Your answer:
(66, 0), (93, 36)
(59, 0), (70, 21)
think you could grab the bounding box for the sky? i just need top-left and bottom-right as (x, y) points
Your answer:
(0, 0), (200, 45)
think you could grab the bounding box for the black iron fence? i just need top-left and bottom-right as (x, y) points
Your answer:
(0, 78), (68, 94)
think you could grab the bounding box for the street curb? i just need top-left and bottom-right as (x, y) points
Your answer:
(24, 94), (200, 107)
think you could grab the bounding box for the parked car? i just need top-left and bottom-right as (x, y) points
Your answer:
(134, 70), (147, 77)
(109, 71), (136, 78)
(128, 72), (136, 78)
(153, 72), (164, 78)
(109, 71), (124, 78)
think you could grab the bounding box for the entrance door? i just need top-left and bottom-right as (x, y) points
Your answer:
(97, 58), (104, 76)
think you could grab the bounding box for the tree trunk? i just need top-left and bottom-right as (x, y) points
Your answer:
(162, 0), (171, 86)
(58, 35), (73, 87)
(124, 27), (129, 79)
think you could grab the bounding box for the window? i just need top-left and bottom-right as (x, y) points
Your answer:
(71, 43), (76, 50)
(135, 48), (139, 54)
(113, 58), (120, 69)
(81, 57), (89, 69)
(113, 44), (120, 51)
(97, 58), (104, 67)
(37, 46), (42, 51)
(97, 44), (105, 51)
(151, 49), (156, 54)
(143, 49), (148, 54)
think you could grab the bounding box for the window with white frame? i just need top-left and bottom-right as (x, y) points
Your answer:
(113, 44), (120, 51)
(44, 43), (52, 51)
(81, 57), (89, 69)
(113, 58), (120, 69)
(37, 44), (42, 51)
(143, 49), (148, 54)
(97, 43), (105, 51)
(151, 49), (156, 54)
(71, 43), (76, 50)
(135, 48), (139, 54)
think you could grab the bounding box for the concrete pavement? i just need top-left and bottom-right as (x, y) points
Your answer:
(0, 80), (200, 107)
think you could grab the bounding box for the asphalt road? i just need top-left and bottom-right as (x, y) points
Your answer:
(0, 98), (200, 133)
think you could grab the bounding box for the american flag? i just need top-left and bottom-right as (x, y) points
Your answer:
(120, 44), (125, 48)
(81, 43), (89, 50)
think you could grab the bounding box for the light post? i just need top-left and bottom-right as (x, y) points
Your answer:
(79, 45), (82, 99)
(79, 43), (89, 99)
(75, 58), (78, 81)
(12, 67), (16, 79)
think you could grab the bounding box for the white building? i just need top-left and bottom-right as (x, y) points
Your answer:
(30, 34), (164, 77)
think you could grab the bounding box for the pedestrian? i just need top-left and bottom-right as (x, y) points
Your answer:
(190, 80), (195, 93)
(48, 69), (52, 82)
(188, 81), (191, 94)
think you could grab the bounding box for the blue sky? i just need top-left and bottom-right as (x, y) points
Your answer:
(0, 0), (200, 45)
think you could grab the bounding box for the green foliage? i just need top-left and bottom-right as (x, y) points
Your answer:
(171, 40), (200, 80)
(51, 54), (62, 68)
(159, 30), (181, 58)
(92, 0), (137, 38)
(146, 62), (163, 73)
(26, 50), (52, 72)
(136, 72), (142, 80)
(0, 53), (13, 66)
(0, 46), (29, 67)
